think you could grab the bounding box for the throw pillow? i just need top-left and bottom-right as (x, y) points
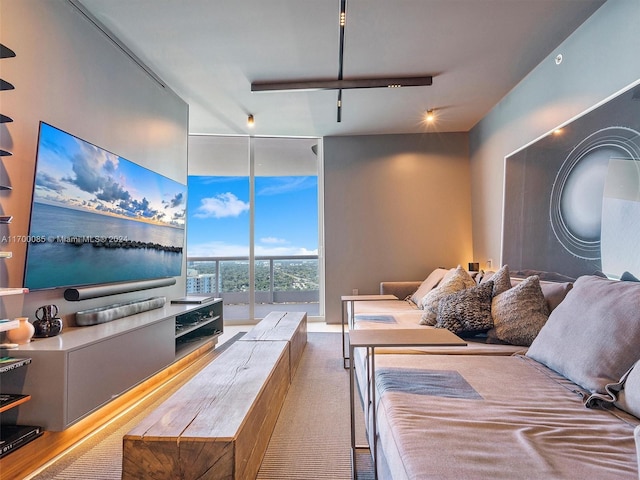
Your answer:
(485, 264), (511, 297)
(435, 281), (494, 335)
(621, 271), (640, 282)
(510, 278), (573, 312)
(527, 275), (640, 394)
(419, 266), (476, 325)
(410, 268), (449, 307)
(487, 275), (549, 346)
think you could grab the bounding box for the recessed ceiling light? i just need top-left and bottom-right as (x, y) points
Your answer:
(425, 109), (435, 123)
(247, 114), (255, 127)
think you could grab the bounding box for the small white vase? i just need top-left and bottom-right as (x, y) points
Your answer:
(7, 317), (35, 344)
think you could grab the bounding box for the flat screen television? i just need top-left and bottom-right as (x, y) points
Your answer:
(24, 122), (187, 291)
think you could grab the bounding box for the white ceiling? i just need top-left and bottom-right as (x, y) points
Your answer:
(76, 0), (605, 137)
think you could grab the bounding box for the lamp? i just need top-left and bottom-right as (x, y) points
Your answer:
(247, 114), (255, 127)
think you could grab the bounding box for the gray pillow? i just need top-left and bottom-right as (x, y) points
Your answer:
(410, 268), (449, 307)
(435, 281), (494, 335)
(527, 275), (640, 394)
(419, 266), (476, 326)
(484, 264), (511, 297)
(509, 278), (573, 312)
(487, 275), (549, 346)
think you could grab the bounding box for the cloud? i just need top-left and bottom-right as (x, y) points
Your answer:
(260, 237), (288, 245)
(96, 179), (131, 203)
(35, 171), (65, 193)
(194, 192), (249, 218)
(63, 143), (120, 195)
(187, 240), (317, 258)
(255, 245), (318, 256)
(257, 177), (315, 196)
(164, 192), (184, 209)
(117, 196), (160, 219)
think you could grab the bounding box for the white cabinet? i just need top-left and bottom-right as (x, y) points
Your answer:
(1, 301), (221, 431)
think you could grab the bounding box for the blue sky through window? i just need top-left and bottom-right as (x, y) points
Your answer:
(187, 175), (318, 257)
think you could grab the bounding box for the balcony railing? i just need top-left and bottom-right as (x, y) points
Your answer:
(186, 255), (319, 318)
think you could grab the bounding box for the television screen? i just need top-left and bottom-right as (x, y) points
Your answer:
(24, 122), (187, 290)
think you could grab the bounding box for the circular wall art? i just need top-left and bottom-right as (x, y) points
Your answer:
(549, 126), (640, 260)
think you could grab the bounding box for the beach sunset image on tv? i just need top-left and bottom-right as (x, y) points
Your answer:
(23, 122), (187, 290)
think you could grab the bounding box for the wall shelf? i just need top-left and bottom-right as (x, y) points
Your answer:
(0, 44), (16, 59)
(0, 288), (28, 297)
(0, 319), (20, 332)
(0, 357), (40, 458)
(0, 394), (31, 414)
(0, 79), (14, 91)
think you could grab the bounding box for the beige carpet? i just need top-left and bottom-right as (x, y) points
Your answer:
(256, 332), (371, 479)
(29, 332), (373, 480)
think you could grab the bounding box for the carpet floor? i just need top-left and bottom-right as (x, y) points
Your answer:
(29, 332), (373, 479)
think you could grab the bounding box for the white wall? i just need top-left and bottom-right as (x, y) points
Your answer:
(0, 0), (189, 321)
(470, 0), (640, 269)
(324, 132), (472, 323)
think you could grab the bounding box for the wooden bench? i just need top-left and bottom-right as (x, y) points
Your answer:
(239, 311), (307, 380)
(122, 311), (307, 480)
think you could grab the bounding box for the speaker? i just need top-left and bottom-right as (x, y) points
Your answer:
(64, 277), (176, 301)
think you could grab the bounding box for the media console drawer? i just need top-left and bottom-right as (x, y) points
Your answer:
(67, 319), (174, 425)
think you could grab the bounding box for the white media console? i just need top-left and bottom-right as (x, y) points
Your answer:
(1, 298), (223, 431)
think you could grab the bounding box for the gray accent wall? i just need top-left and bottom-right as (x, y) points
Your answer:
(469, 0), (640, 270)
(324, 133), (472, 323)
(0, 1), (188, 321)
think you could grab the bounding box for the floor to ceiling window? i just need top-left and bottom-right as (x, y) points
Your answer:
(186, 135), (323, 323)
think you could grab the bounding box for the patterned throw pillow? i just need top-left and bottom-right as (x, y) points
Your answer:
(419, 266), (476, 325)
(481, 263), (511, 297)
(435, 281), (494, 335)
(488, 275), (549, 346)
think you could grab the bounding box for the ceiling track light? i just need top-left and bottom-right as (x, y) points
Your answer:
(250, 0), (432, 122)
(337, 0), (347, 122)
(251, 76), (433, 92)
(247, 114), (255, 127)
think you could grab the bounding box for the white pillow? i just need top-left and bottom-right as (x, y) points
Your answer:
(410, 268), (449, 307)
(616, 361), (640, 419)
